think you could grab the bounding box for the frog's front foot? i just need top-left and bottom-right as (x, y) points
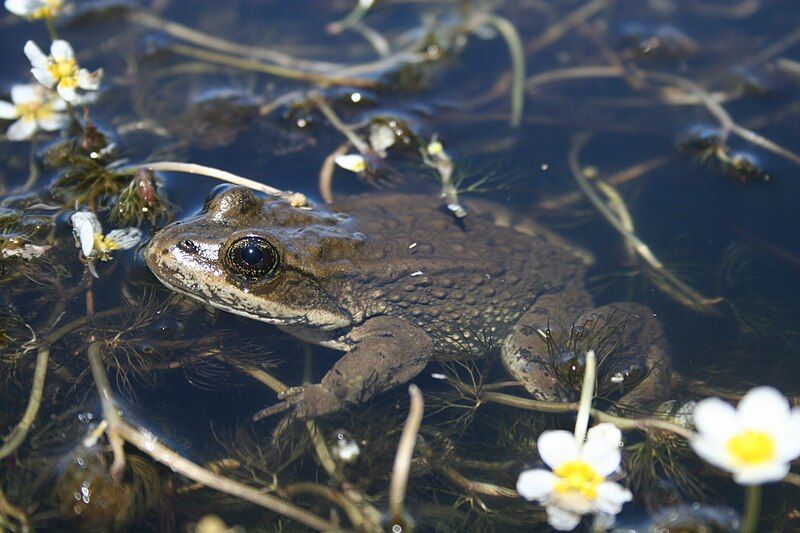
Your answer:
(255, 316), (433, 421)
(252, 384), (343, 421)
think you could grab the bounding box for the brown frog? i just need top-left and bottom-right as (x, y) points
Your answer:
(145, 187), (671, 418)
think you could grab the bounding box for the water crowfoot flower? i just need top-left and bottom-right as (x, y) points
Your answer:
(334, 153), (366, 173)
(25, 40), (102, 103)
(0, 84), (67, 140)
(691, 386), (800, 485)
(5, 0), (63, 19)
(70, 211), (141, 276)
(517, 424), (632, 531)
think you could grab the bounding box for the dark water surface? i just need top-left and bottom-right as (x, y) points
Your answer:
(1, 0), (799, 531)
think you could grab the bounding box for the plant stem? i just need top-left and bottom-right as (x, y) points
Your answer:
(574, 349), (596, 444)
(168, 43), (377, 88)
(0, 350), (48, 460)
(389, 384), (424, 525)
(44, 16), (58, 41)
(741, 484), (762, 533)
(485, 14), (525, 127)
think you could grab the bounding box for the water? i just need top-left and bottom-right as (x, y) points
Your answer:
(1, 0), (799, 531)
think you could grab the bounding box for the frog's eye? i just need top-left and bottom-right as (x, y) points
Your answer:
(224, 236), (280, 281)
(554, 350), (584, 388)
(598, 361), (648, 398)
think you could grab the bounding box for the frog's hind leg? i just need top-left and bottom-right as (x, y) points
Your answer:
(267, 316), (433, 420)
(501, 278), (593, 401)
(503, 298), (672, 409)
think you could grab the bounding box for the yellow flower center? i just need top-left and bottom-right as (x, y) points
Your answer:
(726, 430), (776, 466)
(31, 0), (62, 19)
(553, 460), (604, 500)
(48, 58), (78, 88)
(15, 101), (51, 122)
(92, 234), (119, 260)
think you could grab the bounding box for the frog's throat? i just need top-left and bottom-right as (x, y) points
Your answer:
(152, 272), (348, 330)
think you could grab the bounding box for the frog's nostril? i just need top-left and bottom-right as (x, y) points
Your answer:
(177, 240), (198, 253)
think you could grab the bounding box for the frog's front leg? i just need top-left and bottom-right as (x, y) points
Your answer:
(274, 316), (433, 419)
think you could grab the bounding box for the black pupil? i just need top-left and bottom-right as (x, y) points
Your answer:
(239, 243), (264, 267)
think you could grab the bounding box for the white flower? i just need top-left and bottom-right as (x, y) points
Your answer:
(0, 84), (67, 140)
(70, 211), (141, 266)
(369, 123), (396, 156)
(5, 0), (62, 19)
(334, 153), (366, 173)
(25, 40), (103, 103)
(517, 426), (633, 531)
(691, 386), (800, 485)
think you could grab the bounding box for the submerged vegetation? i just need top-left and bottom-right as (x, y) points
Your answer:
(0, 0), (799, 531)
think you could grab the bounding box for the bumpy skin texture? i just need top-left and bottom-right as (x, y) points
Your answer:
(145, 187), (670, 417)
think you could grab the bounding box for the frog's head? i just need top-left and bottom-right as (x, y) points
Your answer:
(145, 186), (363, 330)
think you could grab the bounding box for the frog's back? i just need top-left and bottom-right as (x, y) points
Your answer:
(330, 193), (586, 352)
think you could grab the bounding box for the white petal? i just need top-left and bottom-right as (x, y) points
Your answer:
(516, 469), (556, 502)
(105, 228), (142, 250)
(31, 67), (56, 87)
(586, 423), (622, 448)
(334, 154), (366, 173)
(0, 100), (18, 119)
(546, 506), (582, 531)
(738, 386), (791, 432)
(50, 39), (74, 61)
(24, 40), (48, 68)
(594, 482), (632, 514)
(57, 84), (77, 103)
(10, 84), (41, 104)
(538, 430), (579, 469)
(49, 94), (68, 111)
(37, 111), (68, 131)
(692, 397), (738, 438)
(733, 461), (789, 486)
(579, 439), (620, 478)
(72, 211), (103, 234)
(77, 68), (102, 91)
(5, 0), (33, 16)
(690, 434), (732, 472)
(7, 117), (37, 140)
(777, 409), (800, 462)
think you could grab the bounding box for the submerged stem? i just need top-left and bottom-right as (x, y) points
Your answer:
(0, 348), (49, 461)
(484, 14), (525, 127)
(573, 349), (596, 444)
(168, 43), (377, 88)
(390, 384), (424, 525)
(740, 484), (762, 533)
(136, 162), (307, 206)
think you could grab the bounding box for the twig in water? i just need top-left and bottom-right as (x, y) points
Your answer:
(129, 11), (345, 72)
(567, 133), (723, 313)
(0, 486), (29, 532)
(168, 43), (377, 89)
(86, 340), (127, 480)
(480, 390), (693, 440)
(319, 142), (351, 203)
(526, 0), (611, 55)
(389, 384), (424, 526)
(483, 14), (526, 128)
(134, 162), (308, 207)
(0, 348), (49, 461)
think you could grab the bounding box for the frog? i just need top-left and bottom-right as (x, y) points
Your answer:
(145, 186), (671, 419)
